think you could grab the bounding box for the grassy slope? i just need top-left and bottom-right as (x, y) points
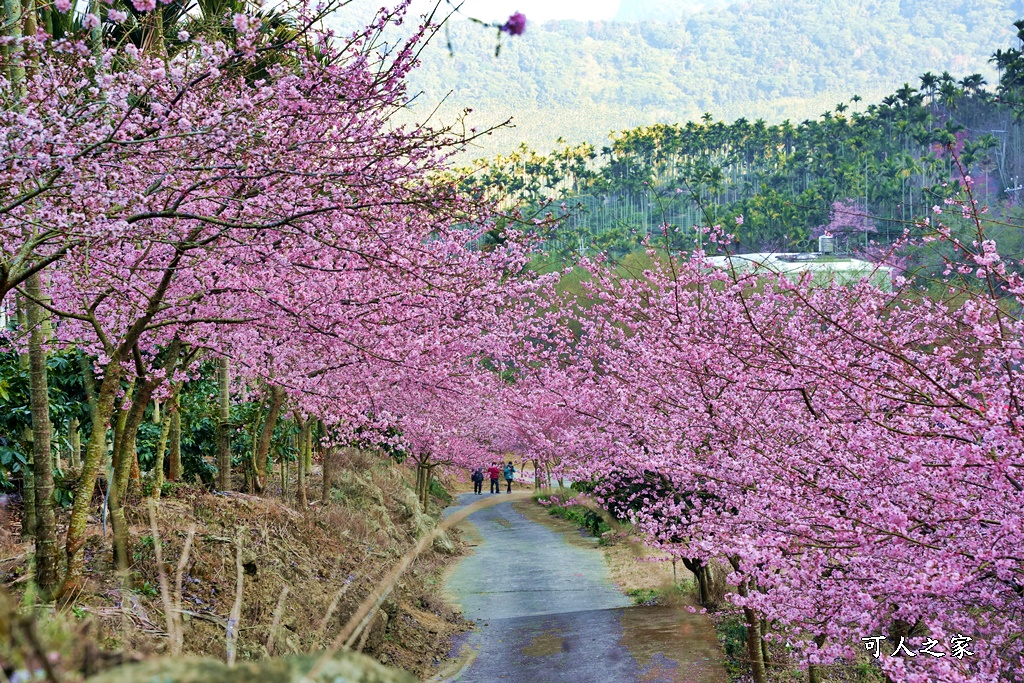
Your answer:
(0, 452), (467, 681)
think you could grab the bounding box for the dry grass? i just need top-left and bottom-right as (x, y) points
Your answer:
(0, 455), (472, 682)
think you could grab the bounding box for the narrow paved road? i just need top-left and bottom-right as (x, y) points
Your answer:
(441, 493), (726, 683)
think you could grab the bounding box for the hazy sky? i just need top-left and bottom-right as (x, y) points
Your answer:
(414, 0), (622, 23)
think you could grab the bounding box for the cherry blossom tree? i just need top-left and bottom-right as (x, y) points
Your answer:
(505, 193), (1024, 682)
(2, 0), (531, 594)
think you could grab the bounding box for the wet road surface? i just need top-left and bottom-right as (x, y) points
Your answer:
(441, 493), (726, 683)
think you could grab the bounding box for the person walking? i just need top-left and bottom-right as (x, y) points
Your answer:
(487, 461), (501, 494)
(504, 461), (517, 493)
(471, 466), (484, 494)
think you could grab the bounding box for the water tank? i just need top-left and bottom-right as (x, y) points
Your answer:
(818, 235), (836, 254)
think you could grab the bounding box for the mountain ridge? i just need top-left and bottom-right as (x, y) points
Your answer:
(401, 0), (1019, 158)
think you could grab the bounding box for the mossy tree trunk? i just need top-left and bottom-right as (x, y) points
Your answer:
(15, 300), (35, 543)
(295, 414), (309, 507)
(151, 408), (172, 500)
(729, 558), (766, 681)
(69, 417), (80, 470)
(167, 387), (182, 482)
(304, 419), (314, 472)
(682, 559), (724, 609)
(251, 385), (285, 494)
(61, 360), (123, 594)
(414, 460), (435, 511)
(26, 270), (58, 597)
(217, 357), (232, 491)
(730, 557), (767, 683)
(109, 340), (180, 569)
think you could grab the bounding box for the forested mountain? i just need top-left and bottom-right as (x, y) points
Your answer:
(457, 19), (1024, 274)
(613, 0), (736, 22)
(407, 0), (1020, 157)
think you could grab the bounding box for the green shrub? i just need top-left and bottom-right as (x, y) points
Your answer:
(543, 501), (610, 538)
(627, 588), (660, 605)
(428, 478), (452, 505)
(715, 613), (749, 679)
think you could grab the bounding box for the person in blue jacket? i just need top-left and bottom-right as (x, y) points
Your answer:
(503, 461), (516, 493)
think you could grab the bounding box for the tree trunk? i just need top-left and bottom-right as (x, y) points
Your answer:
(168, 391), (182, 482)
(251, 385), (285, 494)
(128, 440), (142, 498)
(682, 558), (708, 605)
(304, 421), (313, 473)
(151, 410), (172, 500)
(808, 634), (826, 683)
(417, 462), (436, 510)
(109, 375), (135, 482)
(743, 603), (767, 683)
(761, 617), (771, 666)
(25, 272), (58, 597)
(15, 301), (35, 543)
(728, 556), (767, 683)
(69, 418), (80, 470)
(106, 466), (129, 572)
(735, 576), (767, 683)
(4, 0), (25, 97)
(296, 416), (308, 507)
(110, 375), (158, 569)
(217, 357), (231, 491)
(414, 461), (430, 510)
(21, 431), (36, 543)
(61, 362), (123, 595)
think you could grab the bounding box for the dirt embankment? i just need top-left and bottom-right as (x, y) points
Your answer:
(0, 451), (470, 681)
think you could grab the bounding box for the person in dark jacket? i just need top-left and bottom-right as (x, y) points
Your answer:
(487, 462), (501, 493)
(471, 466), (484, 494)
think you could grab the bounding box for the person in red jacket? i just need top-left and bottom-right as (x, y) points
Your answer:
(487, 462), (501, 494)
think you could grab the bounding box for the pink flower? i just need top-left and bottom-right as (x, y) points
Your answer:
(735, 214), (744, 226)
(233, 13), (250, 33)
(107, 9), (128, 22)
(177, 30), (190, 41)
(500, 12), (526, 36)
(82, 12), (101, 29)
(131, 0), (156, 11)
(54, 0), (71, 12)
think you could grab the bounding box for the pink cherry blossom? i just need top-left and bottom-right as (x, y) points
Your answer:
(501, 12), (526, 36)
